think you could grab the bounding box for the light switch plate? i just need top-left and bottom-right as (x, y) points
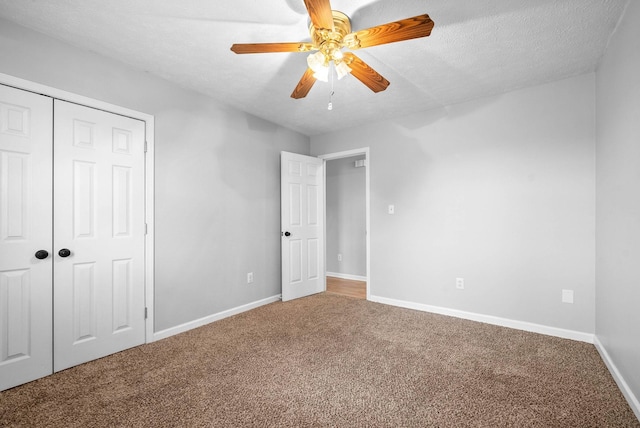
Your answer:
(562, 289), (574, 304)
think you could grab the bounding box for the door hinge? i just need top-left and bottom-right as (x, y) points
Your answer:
(145, 307), (148, 319)
(144, 141), (148, 153)
(145, 223), (148, 235)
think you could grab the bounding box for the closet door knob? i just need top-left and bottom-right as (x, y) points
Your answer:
(284, 231), (291, 237)
(58, 248), (71, 258)
(35, 250), (49, 260)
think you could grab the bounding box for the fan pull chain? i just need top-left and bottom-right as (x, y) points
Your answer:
(328, 62), (335, 111)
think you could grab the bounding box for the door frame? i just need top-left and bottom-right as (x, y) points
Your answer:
(318, 148), (371, 300)
(0, 72), (156, 342)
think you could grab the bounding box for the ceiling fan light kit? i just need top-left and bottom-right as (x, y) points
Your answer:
(230, 0), (434, 105)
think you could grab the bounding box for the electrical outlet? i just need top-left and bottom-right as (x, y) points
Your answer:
(456, 277), (464, 290)
(338, 253), (342, 262)
(247, 272), (254, 284)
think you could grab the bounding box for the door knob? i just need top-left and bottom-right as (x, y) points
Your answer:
(284, 231), (291, 237)
(58, 248), (71, 258)
(35, 250), (49, 260)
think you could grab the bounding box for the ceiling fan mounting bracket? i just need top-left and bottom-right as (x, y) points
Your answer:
(309, 10), (352, 52)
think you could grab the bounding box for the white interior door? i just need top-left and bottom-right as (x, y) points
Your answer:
(281, 152), (325, 301)
(0, 85), (53, 390)
(53, 100), (146, 372)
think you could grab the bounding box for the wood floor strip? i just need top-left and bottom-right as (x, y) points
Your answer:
(326, 276), (366, 299)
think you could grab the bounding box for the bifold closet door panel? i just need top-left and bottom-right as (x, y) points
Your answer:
(53, 100), (146, 372)
(0, 85), (53, 391)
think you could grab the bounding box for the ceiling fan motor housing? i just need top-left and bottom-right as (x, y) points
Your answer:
(309, 10), (358, 61)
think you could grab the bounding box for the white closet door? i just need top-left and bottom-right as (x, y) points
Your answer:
(53, 100), (146, 372)
(0, 85), (53, 390)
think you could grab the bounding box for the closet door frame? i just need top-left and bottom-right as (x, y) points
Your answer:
(0, 72), (156, 343)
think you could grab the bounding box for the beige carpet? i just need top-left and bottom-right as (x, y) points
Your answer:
(1, 293), (637, 427)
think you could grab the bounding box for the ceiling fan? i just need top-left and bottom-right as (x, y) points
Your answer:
(230, 0), (434, 100)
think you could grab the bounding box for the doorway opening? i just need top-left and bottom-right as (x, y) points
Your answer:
(320, 148), (370, 300)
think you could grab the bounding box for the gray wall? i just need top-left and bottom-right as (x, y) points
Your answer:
(0, 18), (310, 332)
(312, 74), (596, 334)
(326, 156), (366, 277)
(595, 0), (640, 408)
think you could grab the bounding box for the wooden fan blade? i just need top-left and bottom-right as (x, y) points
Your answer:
(349, 14), (434, 49)
(343, 53), (390, 93)
(291, 68), (317, 99)
(231, 42), (313, 54)
(304, 0), (334, 30)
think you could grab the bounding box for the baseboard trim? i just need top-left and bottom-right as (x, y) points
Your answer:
(369, 295), (594, 344)
(153, 295), (281, 341)
(594, 336), (640, 421)
(326, 272), (367, 282)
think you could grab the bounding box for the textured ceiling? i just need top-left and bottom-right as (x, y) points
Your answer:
(0, 0), (629, 136)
